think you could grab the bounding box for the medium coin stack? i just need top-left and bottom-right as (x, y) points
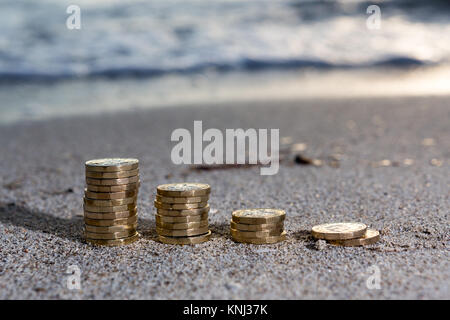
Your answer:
(154, 183), (211, 245)
(231, 209), (286, 244)
(311, 222), (380, 246)
(83, 158), (140, 246)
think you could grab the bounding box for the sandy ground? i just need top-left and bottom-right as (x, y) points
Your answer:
(0, 95), (448, 299)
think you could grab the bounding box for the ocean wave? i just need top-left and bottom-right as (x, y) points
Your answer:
(0, 0), (449, 83)
(0, 56), (431, 83)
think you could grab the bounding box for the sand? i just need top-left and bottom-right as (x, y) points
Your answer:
(0, 95), (448, 299)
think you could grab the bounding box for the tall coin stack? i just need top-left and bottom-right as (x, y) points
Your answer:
(83, 158), (140, 246)
(154, 183), (211, 245)
(311, 222), (380, 246)
(231, 209), (286, 244)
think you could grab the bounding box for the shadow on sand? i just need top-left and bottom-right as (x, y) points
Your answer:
(0, 202), (154, 244)
(0, 202), (84, 243)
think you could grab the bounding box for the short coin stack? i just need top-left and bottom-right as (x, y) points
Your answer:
(231, 209), (286, 244)
(311, 222), (380, 246)
(83, 158), (140, 246)
(154, 183), (211, 245)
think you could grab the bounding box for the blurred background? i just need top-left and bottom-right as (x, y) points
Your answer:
(1, 0), (449, 123)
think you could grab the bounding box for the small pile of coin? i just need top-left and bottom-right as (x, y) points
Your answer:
(83, 158), (140, 246)
(154, 183), (211, 245)
(231, 209), (286, 244)
(311, 222), (380, 246)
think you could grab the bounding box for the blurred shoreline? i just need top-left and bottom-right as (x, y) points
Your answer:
(1, 65), (450, 125)
(3, 0), (450, 81)
(2, 0), (450, 124)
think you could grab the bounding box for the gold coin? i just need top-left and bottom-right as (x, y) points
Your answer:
(155, 194), (209, 204)
(328, 229), (380, 246)
(156, 220), (208, 230)
(84, 209), (137, 220)
(156, 226), (209, 237)
(85, 223), (137, 234)
(158, 230), (211, 245)
(84, 215), (137, 227)
(84, 229), (136, 240)
(155, 213), (208, 223)
(85, 169), (139, 179)
(157, 183), (210, 197)
(156, 205), (210, 217)
(154, 200), (207, 210)
(84, 196), (137, 207)
(311, 222), (367, 240)
(83, 203), (136, 213)
(86, 181), (140, 193)
(84, 189), (138, 200)
(230, 220), (284, 231)
(232, 231), (287, 244)
(85, 232), (140, 246)
(232, 208), (285, 224)
(86, 175), (139, 186)
(85, 158), (139, 172)
(230, 227), (284, 239)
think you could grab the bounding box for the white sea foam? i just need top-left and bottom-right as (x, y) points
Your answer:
(0, 0), (449, 79)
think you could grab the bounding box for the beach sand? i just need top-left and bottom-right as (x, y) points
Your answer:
(0, 95), (448, 299)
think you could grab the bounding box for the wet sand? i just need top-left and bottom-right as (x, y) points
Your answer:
(0, 95), (448, 299)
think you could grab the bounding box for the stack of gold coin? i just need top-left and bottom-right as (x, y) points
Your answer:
(83, 158), (140, 246)
(311, 222), (380, 246)
(155, 183), (211, 245)
(231, 209), (286, 244)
